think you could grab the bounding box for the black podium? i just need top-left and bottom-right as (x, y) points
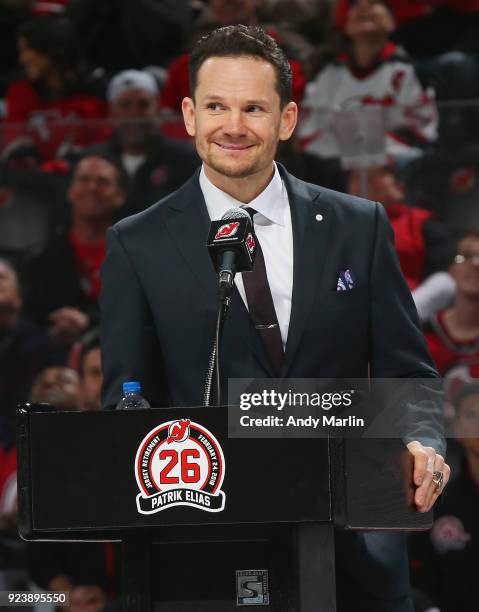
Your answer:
(17, 404), (431, 611)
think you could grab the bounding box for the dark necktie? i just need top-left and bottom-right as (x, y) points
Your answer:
(242, 207), (284, 374)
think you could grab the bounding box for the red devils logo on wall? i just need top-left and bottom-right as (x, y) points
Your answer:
(135, 419), (226, 514)
(214, 222), (240, 240)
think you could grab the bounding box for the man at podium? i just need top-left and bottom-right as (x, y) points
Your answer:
(100, 25), (449, 612)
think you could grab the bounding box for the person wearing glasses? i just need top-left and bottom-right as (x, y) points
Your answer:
(409, 381), (479, 612)
(423, 231), (479, 375)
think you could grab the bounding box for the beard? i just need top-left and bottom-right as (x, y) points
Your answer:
(200, 140), (278, 180)
(207, 156), (259, 179)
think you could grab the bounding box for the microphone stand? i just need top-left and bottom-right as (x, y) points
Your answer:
(203, 287), (232, 408)
(203, 207), (254, 406)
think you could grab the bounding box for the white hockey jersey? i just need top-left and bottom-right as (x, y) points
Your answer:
(297, 42), (438, 166)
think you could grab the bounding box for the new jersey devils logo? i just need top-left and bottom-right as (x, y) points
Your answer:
(246, 232), (255, 254)
(135, 420), (226, 514)
(167, 419), (190, 443)
(215, 222), (240, 240)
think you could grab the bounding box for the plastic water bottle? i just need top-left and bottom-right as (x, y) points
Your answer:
(116, 381), (151, 410)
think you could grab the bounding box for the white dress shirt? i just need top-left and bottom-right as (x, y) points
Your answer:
(199, 163), (294, 348)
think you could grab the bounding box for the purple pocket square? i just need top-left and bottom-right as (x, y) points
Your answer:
(336, 269), (356, 291)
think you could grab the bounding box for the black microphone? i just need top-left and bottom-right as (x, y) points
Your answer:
(207, 207), (257, 301)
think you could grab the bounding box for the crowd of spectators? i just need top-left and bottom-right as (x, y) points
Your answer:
(0, 1), (478, 610)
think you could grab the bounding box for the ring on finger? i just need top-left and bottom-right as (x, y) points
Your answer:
(432, 470), (444, 492)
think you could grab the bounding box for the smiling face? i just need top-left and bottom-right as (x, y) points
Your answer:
(68, 157), (125, 221)
(182, 55), (297, 194)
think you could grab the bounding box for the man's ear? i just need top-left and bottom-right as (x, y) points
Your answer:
(279, 101), (298, 142)
(182, 97), (196, 137)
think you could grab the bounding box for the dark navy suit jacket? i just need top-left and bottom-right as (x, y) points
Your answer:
(100, 164), (445, 610)
(101, 164), (438, 405)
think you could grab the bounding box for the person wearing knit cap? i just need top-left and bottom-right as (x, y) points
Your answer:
(107, 70), (158, 104)
(89, 69), (199, 217)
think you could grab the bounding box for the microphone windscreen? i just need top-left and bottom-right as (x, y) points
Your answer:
(221, 207), (252, 222)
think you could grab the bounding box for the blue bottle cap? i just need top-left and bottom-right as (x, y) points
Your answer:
(123, 381), (141, 394)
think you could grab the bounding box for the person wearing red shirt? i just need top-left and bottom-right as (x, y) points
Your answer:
(424, 232), (479, 375)
(4, 17), (107, 161)
(347, 165), (455, 323)
(348, 165), (450, 276)
(26, 155), (126, 346)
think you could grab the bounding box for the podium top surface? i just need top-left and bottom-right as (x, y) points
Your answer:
(17, 404), (431, 540)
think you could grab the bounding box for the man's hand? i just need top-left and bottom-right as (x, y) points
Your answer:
(406, 441), (451, 512)
(48, 307), (90, 344)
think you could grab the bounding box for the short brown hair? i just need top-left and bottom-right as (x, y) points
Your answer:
(189, 25), (292, 108)
(74, 154), (128, 193)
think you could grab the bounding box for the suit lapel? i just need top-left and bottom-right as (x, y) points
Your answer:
(165, 172), (276, 376)
(165, 172), (217, 300)
(280, 167), (332, 376)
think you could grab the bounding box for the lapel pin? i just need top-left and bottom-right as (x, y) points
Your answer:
(315, 214), (323, 222)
